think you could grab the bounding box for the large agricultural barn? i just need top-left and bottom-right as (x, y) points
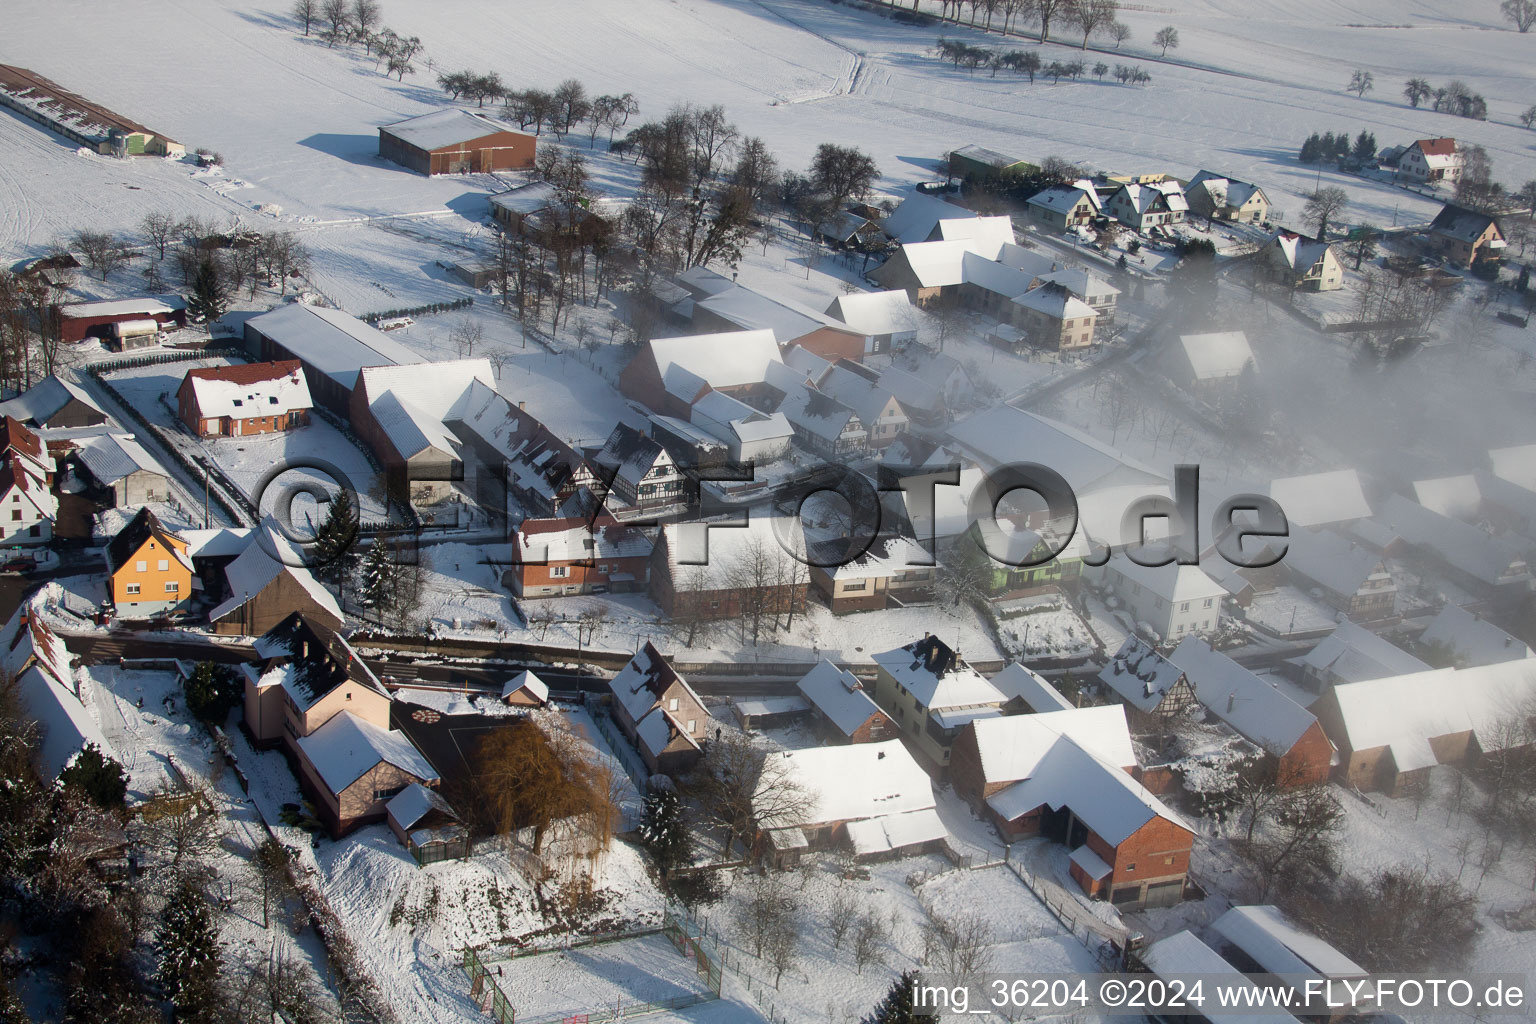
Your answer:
(377, 108), (537, 176)
(0, 64), (184, 157)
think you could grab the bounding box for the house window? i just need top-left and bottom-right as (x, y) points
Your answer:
(1126, 862), (1136, 872)
(136, 560), (147, 572)
(598, 564), (608, 574)
(687, 719), (696, 733)
(9, 511), (18, 522)
(158, 559), (170, 571)
(1203, 598), (1214, 608)
(1164, 856), (1174, 865)
(165, 581), (179, 593)
(126, 583), (141, 595)
(668, 698), (679, 711)
(1179, 601), (1189, 612)
(549, 566), (569, 578)
(373, 784), (407, 802)
(28, 525), (38, 537)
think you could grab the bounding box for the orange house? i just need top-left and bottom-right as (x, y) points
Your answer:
(104, 507), (192, 617)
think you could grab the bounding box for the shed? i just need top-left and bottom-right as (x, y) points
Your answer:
(378, 108), (536, 176)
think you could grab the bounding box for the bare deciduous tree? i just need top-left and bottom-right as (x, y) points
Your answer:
(72, 230), (132, 281)
(683, 730), (813, 851)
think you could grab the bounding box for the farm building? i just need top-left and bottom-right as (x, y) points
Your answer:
(1169, 331), (1254, 391)
(0, 375), (108, 429)
(243, 304), (425, 415)
(0, 64), (184, 157)
(823, 290), (917, 354)
(755, 739), (946, 866)
(206, 524), (344, 636)
(990, 663), (1074, 714)
(618, 329), (784, 420)
(378, 108), (536, 176)
(1268, 469), (1372, 528)
(795, 660), (897, 743)
(1137, 931), (1301, 1024)
(692, 284), (866, 363)
(648, 515), (807, 623)
(176, 360), (313, 437)
(72, 434), (172, 507)
(349, 359), (494, 503)
(1208, 905), (1366, 991)
(1418, 603), (1533, 666)
(947, 144), (1035, 182)
(1295, 620), (1429, 692)
(56, 296), (187, 345)
(1281, 526), (1396, 621)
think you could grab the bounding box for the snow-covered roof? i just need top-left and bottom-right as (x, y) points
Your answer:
(297, 711), (438, 795)
(1489, 443), (1536, 492)
(1412, 474), (1481, 519)
(606, 642), (704, 726)
(1170, 637), (1322, 755)
(995, 242), (1060, 278)
(796, 660), (890, 737)
(1026, 183), (1100, 216)
(647, 330), (783, 390)
(516, 516), (652, 563)
(634, 706), (700, 761)
(695, 285), (852, 345)
(488, 180), (560, 216)
(58, 296), (182, 319)
(989, 663), (1073, 712)
(1141, 931), (1301, 1024)
(1281, 525), (1390, 600)
(824, 290), (916, 338)
(207, 523), (343, 626)
(592, 422), (668, 490)
(691, 391), (794, 448)
(947, 406), (1163, 491)
(180, 526), (252, 560)
(1297, 621), (1428, 684)
(845, 807), (947, 856)
(2, 599), (73, 691)
(1109, 558), (1226, 605)
(368, 389), (461, 461)
(386, 783), (456, 832)
(1419, 604), (1533, 665)
(253, 612), (388, 710)
(812, 535), (932, 583)
(1268, 469), (1371, 527)
(961, 250), (1036, 299)
(816, 365), (902, 431)
(777, 383), (861, 442)
(971, 704), (1136, 787)
(658, 514), (804, 589)
(380, 107), (529, 150)
(881, 194), (978, 245)
(1114, 180), (1188, 216)
(986, 734), (1189, 844)
(359, 360), (494, 421)
(1178, 331), (1254, 381)
(1068, 843), (1111, 881)
(1328, 659), (1536, 770)
(1186, 171), (1270, 214)
(1099, 636), (1186, 713)
(1210, 905), (1365, 982)
(1035, 267), (1119, 302)
(75, 433), (170, 487)
(1379, 493), (1529, 586)
(0, 375), (107, 427)
(1012, 284), (1097, 321)
(886, 239), (987, 289)
(17, 664), (112, 780)
(872, 635), (1004, 711)
(245, 304), (425, 390)
(1265, 231), (1334, 276)
(501, 670), (550, 703)
(1429, 203), (1500, 245)
(950, 144), (1026, 169)
(184, 360), (312, 420)
(757, 738), (937, 828)
(937, 214), (1015, 254)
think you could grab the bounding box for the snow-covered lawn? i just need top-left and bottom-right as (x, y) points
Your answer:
(489, 933), (718, 1021)
(1243, 585), (1341, 636)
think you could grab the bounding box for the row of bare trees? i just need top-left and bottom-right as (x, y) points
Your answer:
(290, 0), (420, 77)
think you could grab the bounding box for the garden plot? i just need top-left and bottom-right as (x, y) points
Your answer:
(488, 933), (718, 1023)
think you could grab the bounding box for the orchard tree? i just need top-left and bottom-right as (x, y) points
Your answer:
(1068, 0), (1118, 48)
(1153, 25), (1178, 56)
(809, 143), (880, 214)
(1348, 68), (1374, 97)
(1503, 0), (1536, 32)
(1033, 0), (1067, 42)
(1404, 77), (1432, 107)
(291, 0), (319, 34)
(72, 230), (132, 281)
(1109, 20), (1131, 47)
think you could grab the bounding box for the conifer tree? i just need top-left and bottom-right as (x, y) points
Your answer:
(638, 783), (691, 877)
(155, 879), (222, 1023)
(185, 258), (228, 323)
(863, 970), (938, 1024)
(312, 488), (358, 587)
(357, 538), (397, 612)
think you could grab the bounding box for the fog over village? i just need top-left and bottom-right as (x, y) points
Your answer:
(0, 0), (1533, 1021)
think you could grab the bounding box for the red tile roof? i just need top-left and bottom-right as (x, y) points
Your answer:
(184, 359), (304, 386)
(1415, 137), (1456, 157)
(0, 416), (43, 462)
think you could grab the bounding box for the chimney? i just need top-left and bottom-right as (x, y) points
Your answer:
(1227, 694), (1236, 713)
(300, 640), (309, 659)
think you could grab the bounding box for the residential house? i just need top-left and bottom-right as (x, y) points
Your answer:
(1169, 331), (1254, 392)
(296, 712), (440, 836)
(104, 507), (192, 617)
(378, 107), (536, 175)
(1032, 268), (1119, 322)
(1098, 636), (1200, 720)
(815, 363), (908, 448)
(1295, 620), (1429, 693)
(754, 739), (946, 865)
(950, 709), (1194, 909)
(500, 671), (550, 707)
(956, 250), (1037, 319)
(795, 660), (897, 743)
(777, 384), (867, 458)
(689, 389), (794, 464)
(692, 284), (866, 363)
(1171, 637), (1336, 786)
(1282, 527), (1396, 621)
(1418, 603), (1534, 666)
(72, 434), (172, 508)
(1024, 182), (1102, 231)
(808, 535), (934, 612)
(618, 329), (784, 420)
(868, 239), (982, 304)
(1184, 171), (1272, 224)
(241, 611), (393, 748)
(1313, 659), (1536, 793)
(870, 635), (1007, 768)
(589, 422), (688, 518)
(510, 515), (653, 597)
(1, 417), (53, 485)
(176, 360), (312, 437)
(1380, 492), (1530, 592)
(1269, 469), (1372, 528)
(1106, 181), (1189, 232)
(814, 209), (887, 252)
(605, 642), (708, 775)
(445, 380), (588, 522)
(1100, 559), (1225, 641)
(1260, 231), (1344, 291)
(350, 359), (495, 504)
(3, 598), (113, 781)
(1396, 137), (1462, 184)
(875, 361), (961, 428)
(205, 522), (345, 636)
(0, 375), (108, 429)
(56, 296), (186, 344)
(1427, 203), (1504, 268)
(648, 514), (807, 621)
(1011, 282), (1098, 351)
(824, 290), (918, 354)
(0, 461), (55, 546)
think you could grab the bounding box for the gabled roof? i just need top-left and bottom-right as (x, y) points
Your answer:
(368, 389), (460, 462)
(1141, 931), (1302, 1024)
(1036, 267), (1119, 302)
(1412, 473), (1481, 519)
(75, 433), (171, 488)
(872, 635), (1003, 710)
(795, 659), (890, 737)
(1489, 443), (1536, 492)
(1418, 604), (1533, 665)
(1282, 526), (1390, 599)
(1178, 331), (1254, 380)
(183, 360), (311, 420)
(1169, 637), (1322, 755)
(1026, 182), (1101, 216)
(1113, 180), (1188, 216)
(58, 295), (182, 319)
(995, 242), (1060, 278)
(1210, 905), (1364, 981)
(105, 506), (188, 574)
(1429, 203), (1501, 245)
(207, 523), (343, 627)
(0, 417), (44, 463)
(960, 249), (1036, 298)
(17, 664), (112, 780)
(968, 704), (1135, 786)
(1265, 231), (1335, 275)
(593, 422), (669, 490)
(1413, 137), (1457, 158)
(1186, 171), (1269, 213)
(386, 782), (457, 832)
(882, 239), (989, 289)
(516, 515), (653, 563)
(358, 359), (494, 421)
(757, 738), (936, 827)
(695, 285), (855, 345)
(1099, 636), (1188, 714)
(778, 383), (861, 442)
(936, 214), (1015, 254)
(946, 407), (1162, 492)
(1109, 558), (1226, 605)
(380, 107), (530, 150)
(1379, 492), (1529, 586)
(647, 330), (783, 391)
(2, 598), (72, 686)
(989, 663), (1073, 712)
(1297, 621), (1428, 684)
(252, 611), (388, 711)
(245, 304), (425, 391)
(1013, 283), (1097, 321)
(950, 144), (1026, 169)
(500, 670), (550, 703)
(0, 375), (107, 427)
(816, 364), (903, 430)
(297, 711), (437, 794)
(881, 194), (978, 245)
(824, 290), (916, 337)
(488, 180), (560, 216)
(1268, 469), (1371, 527)
(607, 642), (701, 724)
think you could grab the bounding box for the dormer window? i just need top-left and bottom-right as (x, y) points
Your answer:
(232, 399), (243, 407)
